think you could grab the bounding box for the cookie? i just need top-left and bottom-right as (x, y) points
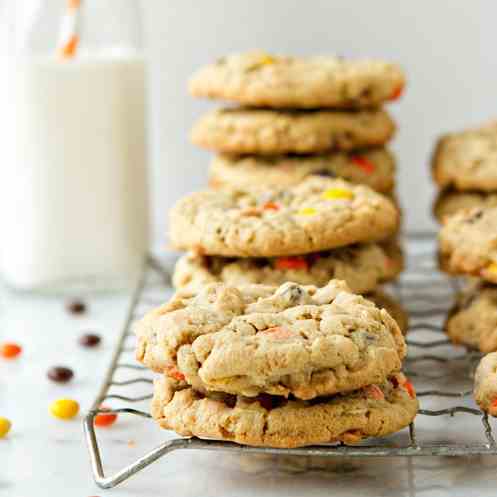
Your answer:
(169, 177), (399, 257)
(136, 280), (406, 400)
(367, 290), (409, 335)
(191, 108), (396, 155)
(474, 352), (497, 416)
(433, 190), (497, 223)
(189, 51), (405, 110)
(446, 282), (497, 352)
(438, 206), (497, 283)
(432, 121), (497, 192)
(208, 148), (395, 193)
(172, 241), (403, 296)
(152, 372), (417, 448)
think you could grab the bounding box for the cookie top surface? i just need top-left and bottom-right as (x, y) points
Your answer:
(209, 148), (395, 193)
(191, 108), (395, 155)
(189, 51), (405, 110)
(432, 122), (497, 192)
(438, 207), (497, 283)
(172, 241), (403, 296)
(433, 190), (497, 224)
(169, 177), (399, 257)
(136, 280), (406, 400)
(474, 352), (497, 416)
(152, 372), (417, 448)
(447, 282), (497, 353)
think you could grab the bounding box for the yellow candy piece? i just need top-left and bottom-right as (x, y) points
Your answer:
(322, 188), (355, 201)
(50, 398), (80, 420)
(0, 417), (11, 438)
(487, 262), (497, 275)
(297, 207), (317, 216)
(259, 54), (276, 65)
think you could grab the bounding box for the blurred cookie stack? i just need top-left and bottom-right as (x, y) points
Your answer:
(433, 122), (497, 394)
(432, 122), (497, 420)
(189, 51), (405, 210)
(432, 122), (497, 223)
(171, 52), (408, 328)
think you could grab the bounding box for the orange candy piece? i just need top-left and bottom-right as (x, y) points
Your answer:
(389, 84), (404, 101)
(94, 407), (118, 427)
(365, 384), (385, 401)
(351, 156), (375, 174)
(263, 201), (280, 211)
(1, 343), (22, 359)
(166, 366), (186, 382)
(404, 380), (416, 399)
(275, 256), (308, 271)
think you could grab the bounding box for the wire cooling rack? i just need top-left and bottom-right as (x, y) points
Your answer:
(84, 233), (497, 489)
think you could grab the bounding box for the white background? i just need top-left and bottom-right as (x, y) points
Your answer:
(140, 0), (497, 245)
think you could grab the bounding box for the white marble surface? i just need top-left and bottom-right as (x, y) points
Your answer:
(2, 269), (497, 496)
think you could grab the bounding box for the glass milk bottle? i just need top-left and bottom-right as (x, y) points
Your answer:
(0, 0), (149, 293)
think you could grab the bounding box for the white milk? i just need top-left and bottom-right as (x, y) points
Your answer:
(0, 54), (149, 292)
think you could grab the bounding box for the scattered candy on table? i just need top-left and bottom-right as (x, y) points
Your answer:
(50, 398), (80, 420)
(94, 407), (118, 428)
(0, 342), (22, 359)
(0, 417), (12, 438)
(47, 366), (74, 384)
(78, 333), (101, 348)
(66, 299), (87, 315)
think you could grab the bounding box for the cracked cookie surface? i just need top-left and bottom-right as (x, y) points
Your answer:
(474, 352), (497, 416)
(446, 282), (497, 352)
(189, 51), (405, 109)
(438, 206), (497, 283)
(433, 190), (497, 223)
(209, 148), (395, 193)
(136, 280), (406, 400)
(191, 108), (395, 155)
(169, 177), (399, 257)
(172, 241), (403, 296)
(152, 372), (417, 448)
(432, 122), (497, 192)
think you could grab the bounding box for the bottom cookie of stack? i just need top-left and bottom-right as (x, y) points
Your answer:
(152, 373), (418, 449)
(446, 282), (497, 352)
(474, 352), (497, 417)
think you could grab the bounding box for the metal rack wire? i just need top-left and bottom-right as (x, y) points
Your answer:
(84, 234), (497, 489)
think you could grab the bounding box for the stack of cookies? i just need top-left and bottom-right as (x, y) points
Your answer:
(432, 122), (497, 418)
(134, 52), (419, 448)
(170, 176), (408, 332)
(136, 280), (418, 448)
(189, 51), (405, 212)
(432, 121), (497, 223)
(439, 207), (497, 352)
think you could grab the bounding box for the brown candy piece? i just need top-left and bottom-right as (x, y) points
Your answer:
(47, 366), (74, 383)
